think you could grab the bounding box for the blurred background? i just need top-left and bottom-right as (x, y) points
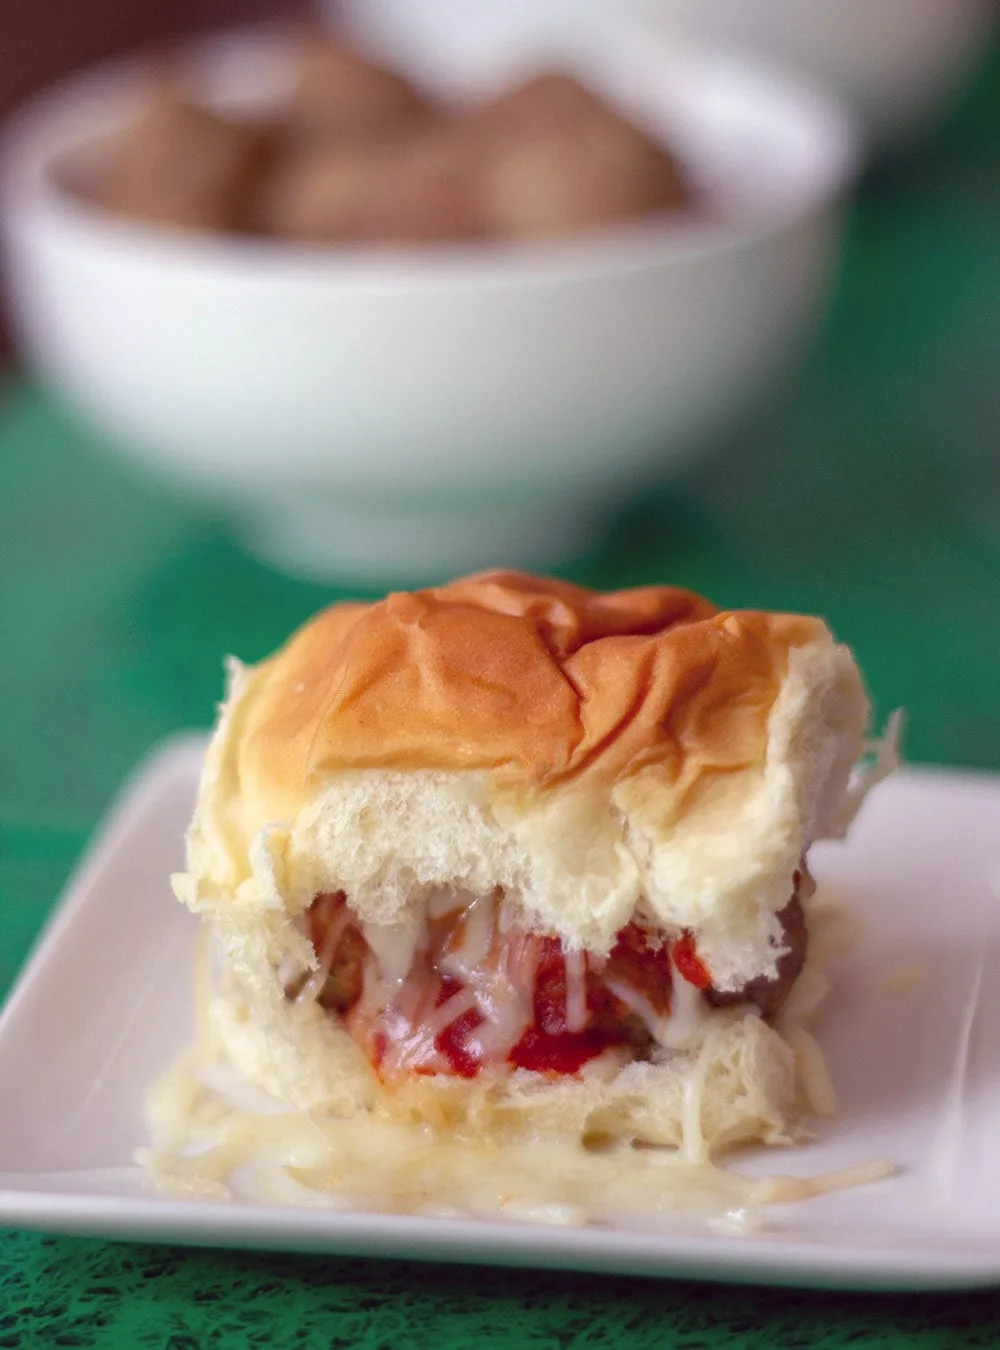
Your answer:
(1, 0), (999, 993)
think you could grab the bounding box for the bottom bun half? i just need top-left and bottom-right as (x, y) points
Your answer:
(205, 954), (801, 1155)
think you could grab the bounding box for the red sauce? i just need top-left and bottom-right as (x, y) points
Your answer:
(509, 1026), (617, 1075)
(297, 895), (725, 1081)
(435, 1003), (486, 1078)
(506, 937), (635, 1075)
(433, 978), (485, 1078)
(671, 931), (712, 991)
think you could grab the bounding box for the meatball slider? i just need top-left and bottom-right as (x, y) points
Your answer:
(175, 572), (881, 1154)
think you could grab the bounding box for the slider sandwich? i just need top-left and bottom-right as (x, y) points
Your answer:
(174, 571), (891, 1154)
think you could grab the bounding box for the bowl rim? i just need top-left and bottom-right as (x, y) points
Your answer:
(0, 21), (861, 288)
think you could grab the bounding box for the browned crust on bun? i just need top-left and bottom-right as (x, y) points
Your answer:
(237, 569), (827, 828)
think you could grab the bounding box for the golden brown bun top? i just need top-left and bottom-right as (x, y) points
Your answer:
(236, 570), (826, 824)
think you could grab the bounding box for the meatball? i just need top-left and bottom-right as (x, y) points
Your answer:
(706, 894), (810, 1019)
(96, 83), (268, 232)
(467, 72), (689, 240)
(283, 31), (434, 145)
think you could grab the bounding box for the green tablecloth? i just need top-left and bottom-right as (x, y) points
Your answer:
(2, 41), (999, 1347)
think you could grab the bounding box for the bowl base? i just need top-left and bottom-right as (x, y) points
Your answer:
(239, 490), (610, 584)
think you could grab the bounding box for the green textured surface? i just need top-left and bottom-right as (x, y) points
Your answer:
(2, 40), (1000, 1347)
(3, 1232), (1000, 1349)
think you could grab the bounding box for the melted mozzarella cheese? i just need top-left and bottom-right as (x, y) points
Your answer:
(666, 959), (713, 1051)
(471, 930), (538, 1061)
(602, 978), (671, 1043)
(439, 895), (494, 982)
(382, 985), (482, 1076)
(138, 1050), (893, 1225)
(351, 894), (538, 1073)
(362, 919), (424, 989)
(294, 904), (352, 1004)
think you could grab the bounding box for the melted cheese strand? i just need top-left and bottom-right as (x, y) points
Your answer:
(679, 1025), (715, 1166)
(444, 895), (495, 978)
(603, 978), (673, 1047)
(667, 959), (712, 1050)
(295, 905), (350, 1005)
(564, 950), (588, 1034)
(363, 920), (423, 988)
(830, 710), (903, 837)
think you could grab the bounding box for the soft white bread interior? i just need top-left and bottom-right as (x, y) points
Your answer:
(172, 570), (873, 1147)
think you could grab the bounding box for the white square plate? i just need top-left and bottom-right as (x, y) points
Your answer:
(2, 737), (1000, 1290)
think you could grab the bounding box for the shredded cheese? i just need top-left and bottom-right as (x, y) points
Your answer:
(830, 710), (903, 838)
(138, 1050), (892, 1228)
(678, 1027), (715, 1166)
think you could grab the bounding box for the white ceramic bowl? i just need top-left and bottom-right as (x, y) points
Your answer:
(337, 0), (996, 144)
(0, 26), (857, 581)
